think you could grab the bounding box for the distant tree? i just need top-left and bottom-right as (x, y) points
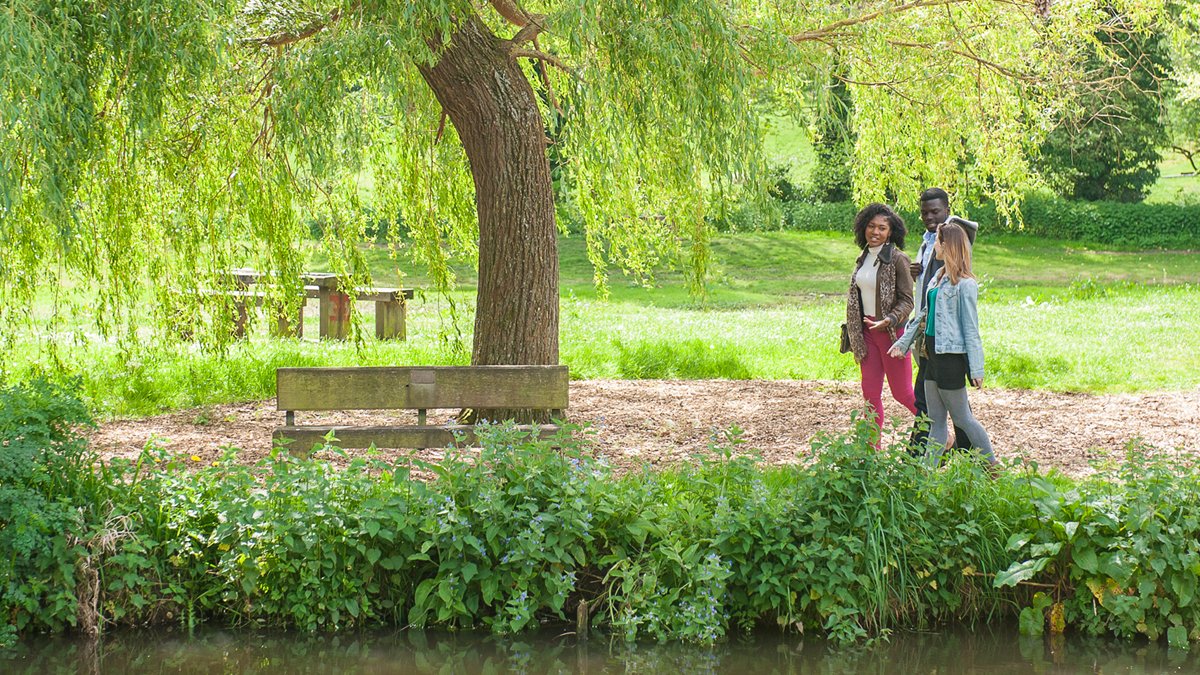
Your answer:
(1167, 1), (1200, 173)
(808, 61), (855, 203)
(1039, 16), (1171, 201)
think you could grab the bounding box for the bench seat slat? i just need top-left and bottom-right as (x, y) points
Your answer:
(274, 424), (561, 450)
(276, 366), (569, 411)
(301, 286), (414, 301)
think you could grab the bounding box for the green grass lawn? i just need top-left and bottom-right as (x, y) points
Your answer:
(9, 228), (1199, 417)
(330, 229), (1200, 304)
(762, 113), (815, 185)
(1147, 150), (1200, 204)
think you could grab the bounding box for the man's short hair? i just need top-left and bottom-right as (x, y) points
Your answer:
(919, 187), (950, 205)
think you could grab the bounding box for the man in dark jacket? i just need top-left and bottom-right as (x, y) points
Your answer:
(910, 187), (978, 453)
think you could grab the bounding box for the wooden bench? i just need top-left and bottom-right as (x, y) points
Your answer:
(207, 270), (414, 340)
(179, 289), (299, 339)
(302, 273), (414, 341)
(273, 365), (570, 453)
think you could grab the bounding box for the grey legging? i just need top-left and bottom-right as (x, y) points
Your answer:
(924, 381), (996, 464)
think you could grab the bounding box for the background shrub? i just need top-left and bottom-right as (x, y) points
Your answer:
(774, 198), (1200, 249)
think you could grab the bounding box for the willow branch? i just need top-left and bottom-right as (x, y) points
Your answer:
(790, 0), (970, 44)
(244, 7), (346, 48)
(435, 111), (448, 145)
(509, 14), (548, 46)
(512, 48), (571, 74)
(532, 37), (562, 114)
(737, 43), (769, 76)
(490, 0), (533, 27)
(833, 71), (926, 104)
(888, 40), (1036, 81)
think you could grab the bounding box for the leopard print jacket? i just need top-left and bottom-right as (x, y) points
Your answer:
(845, 243), (914, 364)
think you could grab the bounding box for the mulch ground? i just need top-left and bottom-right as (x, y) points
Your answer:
(88, 380), (1200, 478)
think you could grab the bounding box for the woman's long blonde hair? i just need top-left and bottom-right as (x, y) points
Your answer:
(937, 222), (974, 284)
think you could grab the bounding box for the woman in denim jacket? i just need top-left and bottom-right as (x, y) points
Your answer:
(889, 222), (996, 464)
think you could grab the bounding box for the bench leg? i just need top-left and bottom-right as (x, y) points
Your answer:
(271, 306), (304, 338)
(375, 299), (406, 340)
(319, 291), (350, 340)
(232, 300), (249, 339)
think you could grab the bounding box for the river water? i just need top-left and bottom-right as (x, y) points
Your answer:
(3, 625), (1197, 673)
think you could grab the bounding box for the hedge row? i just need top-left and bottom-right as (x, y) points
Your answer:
(763, 198), (1200, 249)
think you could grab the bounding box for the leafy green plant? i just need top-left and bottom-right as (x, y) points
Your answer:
(1018, 592), (1054, 636)
(0, 379), (98, 634)
(6, 384), (1200, 650)
(402, 422), (601, 634)
(996, 444), (1200, 644)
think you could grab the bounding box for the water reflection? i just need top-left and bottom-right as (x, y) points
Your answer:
(2, 625), (1197, 674)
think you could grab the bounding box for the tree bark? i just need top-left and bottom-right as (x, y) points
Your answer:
(418, 14), (560, 423)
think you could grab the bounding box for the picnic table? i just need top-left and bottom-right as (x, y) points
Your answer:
(220, 269), (414, 341)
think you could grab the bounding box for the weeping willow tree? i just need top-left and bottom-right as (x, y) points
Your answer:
(1167, 0), (1200, 172)
(1, 0), (1162, 374)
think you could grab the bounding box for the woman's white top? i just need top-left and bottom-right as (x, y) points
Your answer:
(856, 245), (883, 317)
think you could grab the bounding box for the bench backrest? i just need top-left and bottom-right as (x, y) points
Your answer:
(276, 365), (569, 411)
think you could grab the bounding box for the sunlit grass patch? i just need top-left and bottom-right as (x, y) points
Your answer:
(5, 232), (1200, 416)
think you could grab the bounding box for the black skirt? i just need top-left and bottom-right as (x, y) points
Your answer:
(924, 333), (969, 390)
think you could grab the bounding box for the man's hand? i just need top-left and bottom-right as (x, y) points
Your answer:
(971, 377), (984, 389)
(910, 261), (922, 279)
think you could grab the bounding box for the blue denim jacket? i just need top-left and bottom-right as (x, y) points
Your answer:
(892, 274), (985, 380)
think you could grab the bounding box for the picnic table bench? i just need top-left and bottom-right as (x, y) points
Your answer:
(273, 365), (570, 454)
(216, 270), (414, 340)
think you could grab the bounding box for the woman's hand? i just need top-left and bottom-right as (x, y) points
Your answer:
(971, 377), (984, 389)
(887, 345), (904, 359)
(864, 317), (891, 332)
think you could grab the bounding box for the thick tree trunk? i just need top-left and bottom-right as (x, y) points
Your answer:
(418, 14), (559, 423)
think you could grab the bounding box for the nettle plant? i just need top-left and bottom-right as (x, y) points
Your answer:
(7, 380), (1200, 649)
(995, 445), (1200, 647)
(596, 444), (742, 644)
(402, 422), (602, 633)
(103, 422), (604, 633)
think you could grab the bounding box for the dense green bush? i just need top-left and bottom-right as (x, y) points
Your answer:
(780, 202), (858, 233)
(5, 383), (1200, 648)
(1000, 197), (1200, 248)
(778, 198), (1200, 248)
(0, 379), (99, 645)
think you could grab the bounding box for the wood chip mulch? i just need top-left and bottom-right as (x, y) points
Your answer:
(88, 380), (1200, 479)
